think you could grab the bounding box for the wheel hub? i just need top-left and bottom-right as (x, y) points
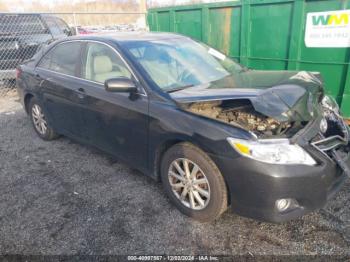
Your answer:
(168, 158), (210, 210)
(31, 104), (48, 135)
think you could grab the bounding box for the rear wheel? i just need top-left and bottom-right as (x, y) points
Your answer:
(29, 98), (58, 140)
(161, 142), (228, 222)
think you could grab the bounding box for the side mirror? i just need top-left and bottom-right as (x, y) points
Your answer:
(105, 78), (137, 93)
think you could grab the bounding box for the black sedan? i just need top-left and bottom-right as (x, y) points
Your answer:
(16, 33), (350, 223)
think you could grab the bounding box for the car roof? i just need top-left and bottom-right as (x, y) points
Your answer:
(64, 32), (188, 43)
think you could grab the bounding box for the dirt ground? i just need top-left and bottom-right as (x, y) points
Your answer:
(0, 90), (350, 256)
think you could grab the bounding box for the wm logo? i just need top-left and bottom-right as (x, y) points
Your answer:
(312, 13), (349, 26)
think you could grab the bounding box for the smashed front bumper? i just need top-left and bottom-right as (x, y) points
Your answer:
(212, 112), (350, 223)
(211, 148), (348, 223)
(310, 110), (350, 177)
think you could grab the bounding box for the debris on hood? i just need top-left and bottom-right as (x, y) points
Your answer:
(185, 100), (294, 137)
(172, 70), (324, 138)
(171, 70), (324, 123)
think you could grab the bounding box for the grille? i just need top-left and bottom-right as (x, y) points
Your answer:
(311, 111), (349, 160)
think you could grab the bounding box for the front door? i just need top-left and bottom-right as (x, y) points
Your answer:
(77, 41), (149, 171)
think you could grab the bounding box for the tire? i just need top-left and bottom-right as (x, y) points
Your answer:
(161, 142), (228, 222)
(28, 97), (58, 141)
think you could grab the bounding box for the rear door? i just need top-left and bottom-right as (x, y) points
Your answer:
(35, 41), (86, 138)
(77, 41), (149, 171)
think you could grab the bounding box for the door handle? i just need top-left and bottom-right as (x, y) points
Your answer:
(76, 87), (86, 99)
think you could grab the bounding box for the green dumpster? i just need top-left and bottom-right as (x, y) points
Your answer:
(147, 0), (350, 118)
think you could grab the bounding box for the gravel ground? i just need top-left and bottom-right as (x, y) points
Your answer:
(0, 90), (350, 256)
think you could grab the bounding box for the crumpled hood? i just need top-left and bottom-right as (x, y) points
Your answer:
(170, 70), (324, 122)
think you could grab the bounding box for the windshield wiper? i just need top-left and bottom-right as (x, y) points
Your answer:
(166, 84), (194, 93)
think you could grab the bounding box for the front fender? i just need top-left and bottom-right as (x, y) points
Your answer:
(147, 100), (253, 178)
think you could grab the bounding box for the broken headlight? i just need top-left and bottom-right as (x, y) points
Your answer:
(227, 138), (317, 166)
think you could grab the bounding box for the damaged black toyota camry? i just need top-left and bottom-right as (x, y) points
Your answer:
(16, 33), (350, 223)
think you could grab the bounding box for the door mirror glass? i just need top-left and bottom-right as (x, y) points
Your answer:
(105, 78), (137, 93)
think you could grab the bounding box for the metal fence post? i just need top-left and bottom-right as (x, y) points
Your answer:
(73, 12), (77, 32)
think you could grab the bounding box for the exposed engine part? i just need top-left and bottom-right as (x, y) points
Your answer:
(186, 100), (291, 137)
(322, 108), (348, 139)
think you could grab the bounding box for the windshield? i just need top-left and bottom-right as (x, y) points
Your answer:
(123, 37), (244, 92)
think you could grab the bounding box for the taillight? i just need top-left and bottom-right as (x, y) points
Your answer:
(15, 68), (21, 79)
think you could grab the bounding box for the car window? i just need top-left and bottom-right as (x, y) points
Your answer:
(129, 47), (145, 59)
(124, 38), (243, 92)
(82, 42), (131, 84)
(38, 42), (82, 76)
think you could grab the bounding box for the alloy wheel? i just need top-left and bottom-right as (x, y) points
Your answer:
(31, 104), (48, 135)
(168, 158), (210, 210)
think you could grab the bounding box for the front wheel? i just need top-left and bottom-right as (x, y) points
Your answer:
(161, 142), (228, 222)
(29, 98), (58, 140)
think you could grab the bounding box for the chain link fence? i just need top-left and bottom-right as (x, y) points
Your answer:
(0, 12), (146, 97)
